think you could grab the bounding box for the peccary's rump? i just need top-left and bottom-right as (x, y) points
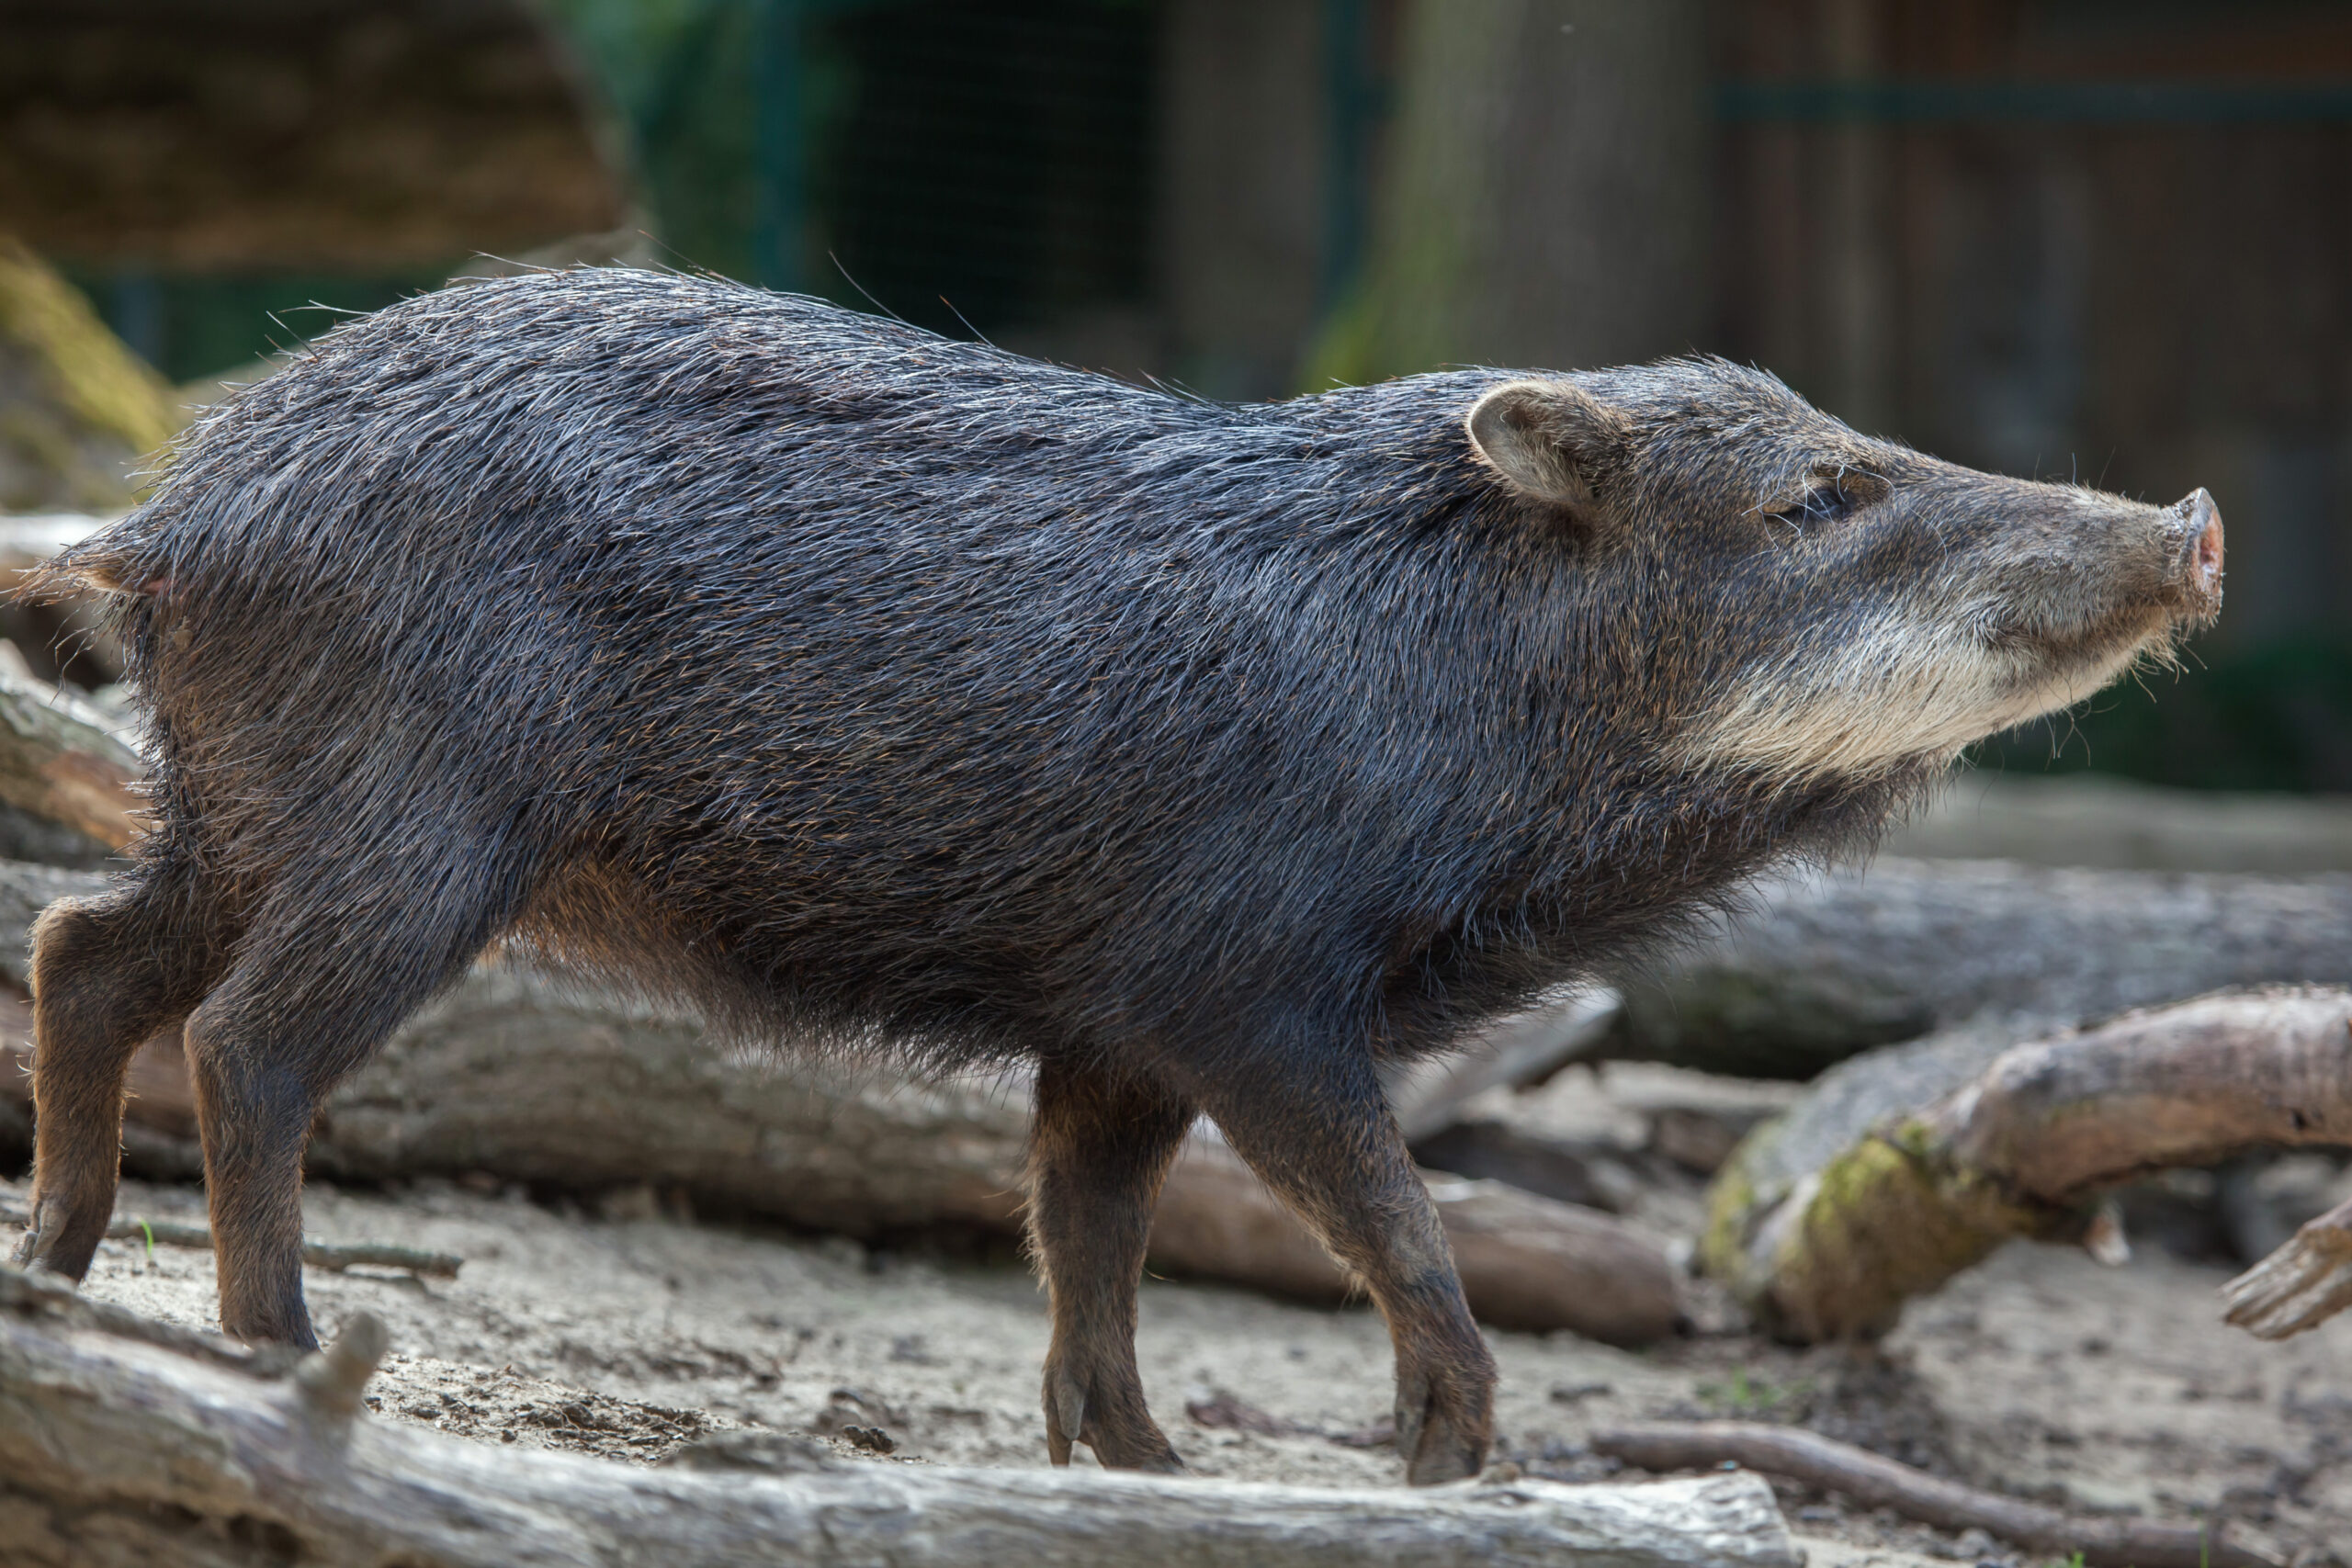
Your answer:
(50, 270), (2220, 1077)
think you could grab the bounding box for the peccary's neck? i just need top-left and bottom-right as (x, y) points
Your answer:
(1378, 753), (1929, 1051)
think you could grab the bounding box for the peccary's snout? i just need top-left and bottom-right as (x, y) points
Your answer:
(2165, 488), (2225, 615)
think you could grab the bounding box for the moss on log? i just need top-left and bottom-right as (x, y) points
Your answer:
(1702, 987), (2352, 1340)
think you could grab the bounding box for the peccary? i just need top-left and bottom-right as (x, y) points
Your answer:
(11, 269), (2222, 1483)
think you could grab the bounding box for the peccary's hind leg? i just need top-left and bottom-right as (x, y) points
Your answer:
(1027, 1056), (1195, 1472)
(12, 873), (220, 1282)
(185, 855), (529, 1348)
(1182, 1046), (1495, 1485)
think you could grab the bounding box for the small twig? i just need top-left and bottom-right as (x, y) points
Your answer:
(1589, 1421), (2278, 1568)
(289, 1235), (464, 1279)
(1, 1202), (460, 1279)
(295, 1311), (390, 1419)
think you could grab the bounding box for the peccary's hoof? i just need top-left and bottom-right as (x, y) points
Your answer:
(8, 1195), (99, 1286)
(1404, 1432), (1486, 1486)
(1396, 1368), (1492, 1485)
(1043, 1362), (1185, 1472)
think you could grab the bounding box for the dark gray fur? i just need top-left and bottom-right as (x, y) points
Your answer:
(11, 268), (2220, 1483)
(72, 274), (1923, 1064)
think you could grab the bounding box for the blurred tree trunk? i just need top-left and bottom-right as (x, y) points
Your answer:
(1306, 0), (1711, 386)
(1599, 858), (2352, 1081)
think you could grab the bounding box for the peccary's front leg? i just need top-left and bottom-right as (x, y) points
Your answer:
(1027, 1057), (1195, 1472)
(1183, 1044), (1496, 1484)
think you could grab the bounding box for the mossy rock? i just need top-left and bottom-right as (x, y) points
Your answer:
(0, 237), (181, 513)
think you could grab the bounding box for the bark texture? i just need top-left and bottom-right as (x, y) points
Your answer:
(1701, 987), (2352, 1341)
(0, 1264), (1799, 1568)
(0, 664), (142, 863)
(2222, 1191), (2352, 1341)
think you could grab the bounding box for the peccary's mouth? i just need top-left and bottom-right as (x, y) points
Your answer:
(1676, 619), (2143, 784)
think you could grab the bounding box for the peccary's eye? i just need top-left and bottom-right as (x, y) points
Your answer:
(1768, 480), (1856, 534)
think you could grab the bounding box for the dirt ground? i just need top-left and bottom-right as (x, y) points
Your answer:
(14, 1059), (2350, 1568)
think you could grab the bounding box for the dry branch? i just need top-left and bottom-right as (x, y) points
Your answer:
(0, 863), (1680, 1344)
(0, 1199), (462, 1278)
(1590, 1421), (2277, 1568)
(0, 1263), (1798, 1568)
(1702, 987), (2352, 1341)
(2221, 1191), (2352, 1340)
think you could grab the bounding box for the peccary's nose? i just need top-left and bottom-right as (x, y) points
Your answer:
(2171, 488), (2224, 604)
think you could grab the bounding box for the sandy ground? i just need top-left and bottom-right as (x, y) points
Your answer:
(13, 1063), (2351, 1567)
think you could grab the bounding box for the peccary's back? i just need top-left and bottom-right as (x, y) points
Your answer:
(73, 270), (1626, 1063)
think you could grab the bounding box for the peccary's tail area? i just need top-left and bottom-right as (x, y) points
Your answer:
(17, 529), (161, 604)
(16, 513), (179, 729)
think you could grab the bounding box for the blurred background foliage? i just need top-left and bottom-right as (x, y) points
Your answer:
(2, 0), (2347, 789)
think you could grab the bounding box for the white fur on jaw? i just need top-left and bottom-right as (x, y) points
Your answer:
(1670, 604), (2163, 781)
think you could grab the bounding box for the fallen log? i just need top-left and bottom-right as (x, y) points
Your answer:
(1383, 987), (1621, 1141)
(0, 512), (126, 702)
(0, 660), (142, 866)
(1883, 770), (2352, 875)
(1601, 859), (2352, 1080)
(1590, 1421), (2277, 1568)
(1700, 987), (2352, 1341)
(0, 860), (110, 989)
(0, 864), (1681, 1345)
(0, 1264), (1799, 1568)
(1148, 1130), (1679, 1341)
(1408, 1119), (1642, 1213)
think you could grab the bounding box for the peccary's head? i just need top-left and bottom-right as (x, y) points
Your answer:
(1464, 360), (2223, 785)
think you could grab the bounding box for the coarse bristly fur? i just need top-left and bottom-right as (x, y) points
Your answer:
(9, 267), (2223, 1484)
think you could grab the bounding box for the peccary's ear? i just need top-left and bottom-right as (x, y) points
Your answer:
(1464, 379), (1630, 513)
